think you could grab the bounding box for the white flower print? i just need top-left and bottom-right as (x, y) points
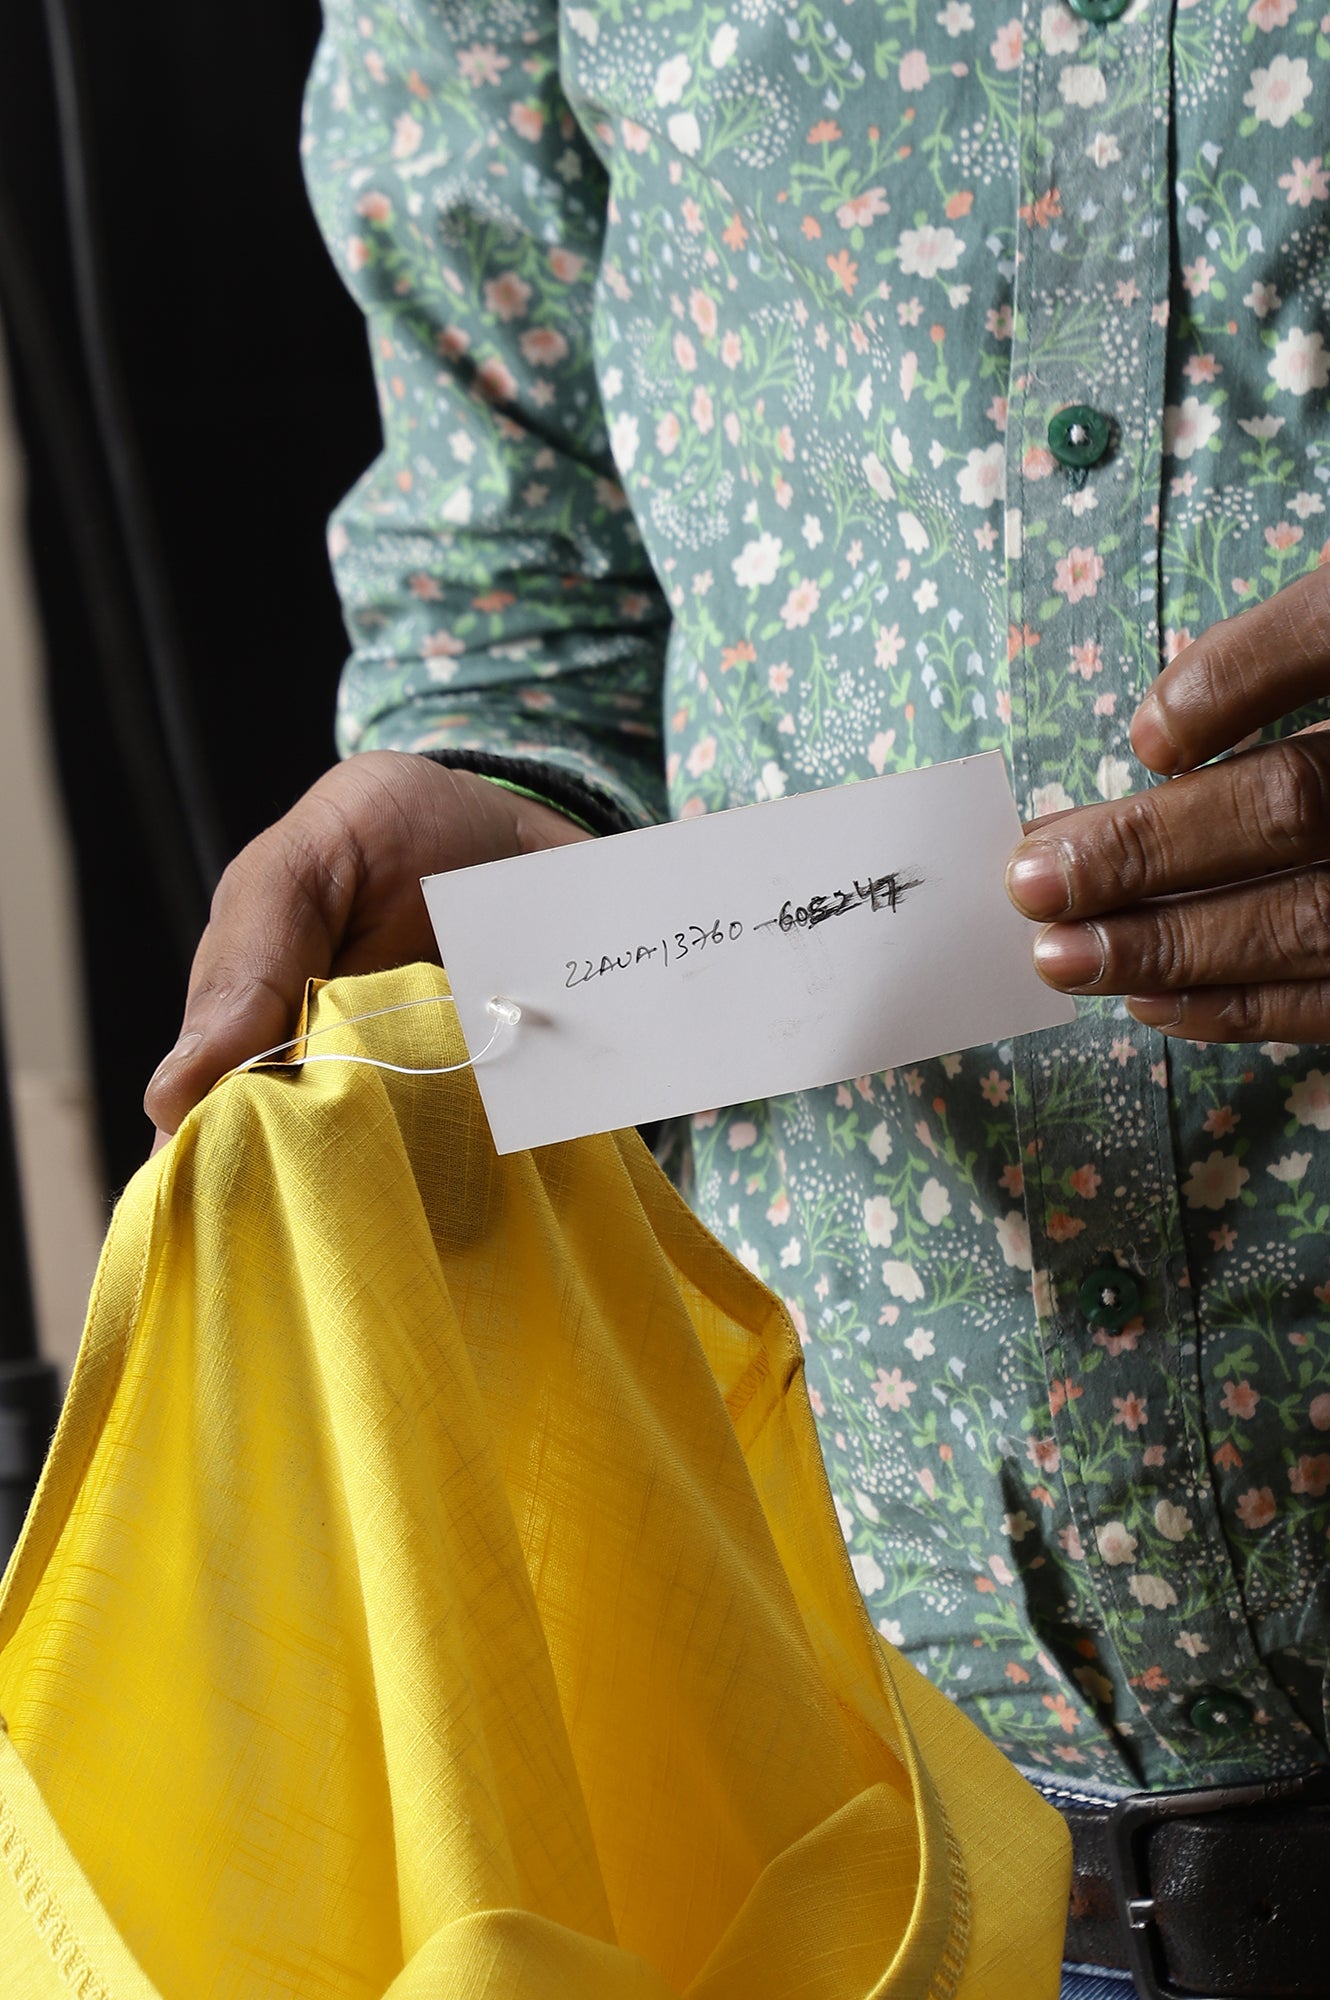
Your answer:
(1181, 1150), (1251, 1210)
(862, 452), (896, 503)
(897, 511), (930, 553)
(1269, 328), (1330, 395)
(1129, 1573), (1178, 1610)
(1059, 64), (1108, 108)
(440, 486), (472, 525)
(1041, 4), (1085, 55)
(956, 442), (1006, 507)
(919, 1178), (952, 1226)
(864, 1195), (899, 1247)
(866, 1121), (892, 1164)
(1094, 754), (1133, 801)
(667, 112), (701, 156)
(608, 412), (639, 472)
(709, 23), (737, 67)
(1268, 1151), (1312, 1183)
(905, 1327), (936, 1360)
(1243, 54), (1313, 127)
(1030, 782), (1076, 817)
(1286, 1068), (1330, 1129)
(1154, 1500), (1193, 1542)
(1163, 396), (1222, 459)
(1095, 1521), (1138, 1566)
(881, 1260), (926, 1301)
(896, 225), (965, 278)
(1245, 280), (1283, 318)
(936, 1), (974, 33)
(851, 1551), (886, 1595)
(654, 54), (692, 104)
(993, 1210), (1032, 1271)
(731, 533), (783, 588)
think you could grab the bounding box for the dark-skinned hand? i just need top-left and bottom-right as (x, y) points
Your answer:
(1006, 564), (1330, 1045)
(143, 751), (590, 1151)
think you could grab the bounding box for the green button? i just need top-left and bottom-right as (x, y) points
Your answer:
(1077, 1268), (1141, 1331)
(1188, 1688), (1253, 1737)
(1067, 0), (1129, 21)
(1048, 404), (1111, 470)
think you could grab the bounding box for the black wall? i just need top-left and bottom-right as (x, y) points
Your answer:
(0, 0), (379, 1188)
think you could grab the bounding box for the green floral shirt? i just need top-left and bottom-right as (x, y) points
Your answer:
(304, 0), (1330, 1791)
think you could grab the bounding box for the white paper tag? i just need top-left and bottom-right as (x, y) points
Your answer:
(422, 753), (1076, 1154)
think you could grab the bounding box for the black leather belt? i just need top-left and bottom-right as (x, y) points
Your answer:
(1048, 1764), (1330, 1998)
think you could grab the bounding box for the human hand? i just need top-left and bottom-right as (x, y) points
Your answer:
(1005, 565), (1330, 1045)
(144, 751), (590, 1146)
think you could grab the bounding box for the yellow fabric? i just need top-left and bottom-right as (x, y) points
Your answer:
(0, 966), (1068, 1999)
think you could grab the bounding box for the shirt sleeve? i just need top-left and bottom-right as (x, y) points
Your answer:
(301, 0), (670, 828)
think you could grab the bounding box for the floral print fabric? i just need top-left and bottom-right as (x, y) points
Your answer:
(304, 0), (1330, 1790)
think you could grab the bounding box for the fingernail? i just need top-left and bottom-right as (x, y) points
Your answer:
(1032, 923), (1106, 990)
(1126, 994), (1183, 1028)
(1006, 843), (1072, 919)
(148, 1030), (202, 1087)
(1131, 690), (1181, 775)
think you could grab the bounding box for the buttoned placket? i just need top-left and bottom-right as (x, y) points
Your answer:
(1003, 0), (1310, 1784)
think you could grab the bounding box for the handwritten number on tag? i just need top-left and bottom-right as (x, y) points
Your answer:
(562, 871), (920, 992)
(563, 918), (744, 989)
(772, 870), (921, 934)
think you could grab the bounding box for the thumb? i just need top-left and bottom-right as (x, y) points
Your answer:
(143, 826), (351, 1138)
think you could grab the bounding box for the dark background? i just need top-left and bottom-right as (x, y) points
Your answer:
(0, 0), (380, 1189)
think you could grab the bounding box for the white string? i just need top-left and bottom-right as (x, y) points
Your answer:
(229, 992), (521, 1082)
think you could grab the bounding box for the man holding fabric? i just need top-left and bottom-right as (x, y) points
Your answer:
(148, 4), (1330, 1991)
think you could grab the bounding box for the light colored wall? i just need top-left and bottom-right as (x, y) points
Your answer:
(0, 339), (106, 1378)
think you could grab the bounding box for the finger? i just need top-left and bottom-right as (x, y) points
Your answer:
(1131, 564), (1330, 775)
(143, 832), (346, 1137)
(144, 756), (592, 1136)
(142, 761), (389, 1135)
(1124, 980), (1330, 1046)
(1006, 731), (1330, 923)
(1030, 865), (1330, 995)
(329, 764), (591, 968)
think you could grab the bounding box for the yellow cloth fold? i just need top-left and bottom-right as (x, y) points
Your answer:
(0, 967), (1067, 1999)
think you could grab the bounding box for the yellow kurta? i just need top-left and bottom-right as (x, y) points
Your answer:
(0, 967), (1068, 1998)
